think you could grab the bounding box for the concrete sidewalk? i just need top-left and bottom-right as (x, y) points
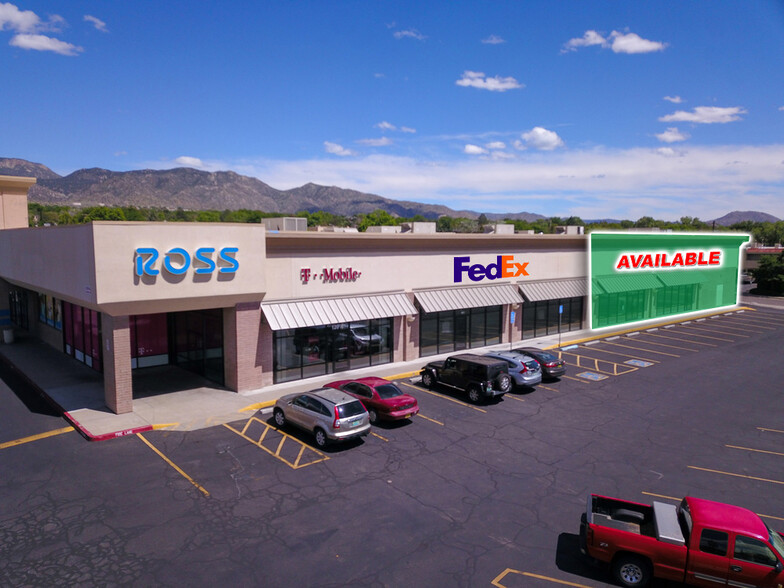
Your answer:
(0, 299), (771, 441)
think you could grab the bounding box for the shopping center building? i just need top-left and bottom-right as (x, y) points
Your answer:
(0, 175), (589, 414)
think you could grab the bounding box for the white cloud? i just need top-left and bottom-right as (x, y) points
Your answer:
(482, 34), (505, 44)
(655, 147), (681, 157)
(664, 95), (683, 104)
(562, 30), (606, 52)
(456, 70), (523, 92)
(521, 127), (564, 151)
(400, 126), (416, 134)
(655, 127), (690, 143)
(486, 141), (506, 150)
(779, 106), (784, 111)
(609, 31), (667, 54)
(324, 141), (357, 157)
(660, 106), (747, 124)
(1, 4), (82, 55)
(562, 29), (667, 54)
(375, 121), (396, 131)
(175, 156), (205, 168)
(464, 144), (488, 155)
(84, 15), (108, 32)
(393, 29), (426, 41)
(10, 33), (82, 55)
(357, 137), (393, 147)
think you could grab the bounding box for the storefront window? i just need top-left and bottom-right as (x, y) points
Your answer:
(273, 317), (393, 384)
(520, 297), (585, 340)
(62, 301), (101, 372)
(9, 288), (28, 329)
(419, 305), (503, 357)
(37, 293), (62, 330)
(130, 313), (169, 368)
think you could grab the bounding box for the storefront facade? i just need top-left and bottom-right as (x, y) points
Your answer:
(0, 175), (587, 414)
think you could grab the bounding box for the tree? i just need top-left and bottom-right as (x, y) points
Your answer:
(358, 209), (397, 231)
(750, 252), (784, 295)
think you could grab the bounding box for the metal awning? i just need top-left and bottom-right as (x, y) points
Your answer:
(593, 273), (663, 294)
(414, 283), (523, 314)
(261, 292), (417, 330)
(657, 272), (707, 287)
(518, 277), (587, 302)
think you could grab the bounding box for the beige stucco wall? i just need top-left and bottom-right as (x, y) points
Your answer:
(263, 232), (587, 301)
(0, 175), (35, 230)
(0, 222), (268, 316)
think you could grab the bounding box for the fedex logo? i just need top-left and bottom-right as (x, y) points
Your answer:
(454, 255), (529, 283)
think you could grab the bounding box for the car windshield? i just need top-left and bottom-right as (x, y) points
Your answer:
(537, 351), (557, 361)
(336, 400), (366, 418)
(524, 359), (539, 369)
(352, 328), (368, 337)
(375, 384), (404, 399)
(768, 523), (784, 560)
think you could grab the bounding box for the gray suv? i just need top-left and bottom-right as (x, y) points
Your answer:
(273, 388), (371, 448)
(484, 351), (542, 389)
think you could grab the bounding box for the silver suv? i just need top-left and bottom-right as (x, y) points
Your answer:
(484, 351), (542, 388)
(273, 388), (371, 448)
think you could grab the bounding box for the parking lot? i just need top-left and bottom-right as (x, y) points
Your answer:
(1, 306), (783, 587)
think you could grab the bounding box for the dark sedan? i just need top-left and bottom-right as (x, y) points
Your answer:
(514, 347), (566, 380)
(325, 377), (419, 424)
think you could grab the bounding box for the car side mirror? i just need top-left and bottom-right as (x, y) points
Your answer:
(775, 560), (783, 573)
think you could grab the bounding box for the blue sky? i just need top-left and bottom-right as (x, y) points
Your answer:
(3, 1), (784, 221)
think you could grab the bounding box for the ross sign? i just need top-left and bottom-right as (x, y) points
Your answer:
(453, 255), (529, 283)
(135, 247), (239, 277)
(300, 267), (361, 284)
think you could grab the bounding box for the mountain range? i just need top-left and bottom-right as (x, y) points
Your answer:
(1, 158), (780, 225)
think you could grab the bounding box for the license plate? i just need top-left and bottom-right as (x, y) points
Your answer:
(349, 420), (360, 427)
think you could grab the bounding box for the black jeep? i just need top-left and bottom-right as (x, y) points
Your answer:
(420, 353), (511, 404)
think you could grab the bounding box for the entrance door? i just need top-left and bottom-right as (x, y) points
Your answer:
(454, 310), (469, 351)
(330, 323), (350, 373)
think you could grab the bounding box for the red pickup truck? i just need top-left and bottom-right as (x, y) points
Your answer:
(580, 493), (784, 587)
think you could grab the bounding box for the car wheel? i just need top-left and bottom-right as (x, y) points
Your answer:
(495, 373), (512, 393)
(421, 371), (435, 388)
(314, 428), (328, 448)
(368, 408), (378, 424)
(612, 554), (651, 588)
(273, 408), (286, 427)
(467, 385), (482, 404)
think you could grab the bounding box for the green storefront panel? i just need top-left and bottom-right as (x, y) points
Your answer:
(590, 232), (749, 329)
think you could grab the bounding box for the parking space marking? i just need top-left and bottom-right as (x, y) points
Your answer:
(561, 375), (592, 384)
(505, 395), (526, 403)
(642, 492), (784, 522)
(624, 359), (653, 367)
(416, 413), (444, 426)
(137, 433), (210, 497)
(720, 318), (777, 330)
(0, 425), (75, 450)
(679, 324), (748, 338)
(692, 321), (761, 334)
(601, 340), (680, 357)
(625, 336), (698, 352)
(577, 345), (660, 364)
(558, 351), (638, 376)
(666, 328), (733, 342)
(537, 383), (560, 392)
(398, 381), (487, 413)
(727, 444), (784, 458)
(491, 568), (592, 588)
(576, 371), (608, 381)
(223, 417), (329, 469)
(640, 331), (717, 347)
(371, 431), (389, 442)
(687, 465), (784, 486)
(759, 427), (784, 435)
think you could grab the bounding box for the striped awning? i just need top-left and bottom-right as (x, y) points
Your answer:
(657, 272), (707, 287)
(593, 273), (664, 294)
(518, 278), (587, 302)
(414, 283), (523, 314)
(261, 292), (417, 331)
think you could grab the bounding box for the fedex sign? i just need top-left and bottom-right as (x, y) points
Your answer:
(454, 255), (529, 283)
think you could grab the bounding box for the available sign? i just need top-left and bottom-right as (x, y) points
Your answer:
(453, 255), (529, 283)
(590, 232), (749, 330)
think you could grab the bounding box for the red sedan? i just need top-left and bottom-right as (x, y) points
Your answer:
(324, 377), (419, 424)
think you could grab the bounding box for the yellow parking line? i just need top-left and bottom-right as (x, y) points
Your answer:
(680, 324), (747, 338)
(603, 340), (680, 357)
(727, 445), (784, 458)
(0, 426), (74, 449)
(505, 395), (526, 403)
(224, 419), (329, 469)
(416, 413), (444, 426)
(642, 332), (717, 347)
(759, 427), (784, 435)
(721, 318), (776, 330)
(371, 431), (389, 442)
(577, 346), (659, 364)
(492, 568), (592, 587)
(692, 321), (760, 333)
(538, 384), (560, 392)
(398, 381), (487, 413)
(559, 351), (637, 375)
(625, 337), (698, 352)
(137, 433), (210, 497)
(562, 375), (591, 383)
(688, 465), (784, 486)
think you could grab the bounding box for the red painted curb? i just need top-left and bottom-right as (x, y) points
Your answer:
(62, 411), (153, 442)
